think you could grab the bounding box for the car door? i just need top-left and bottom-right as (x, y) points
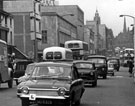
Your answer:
(72, 67), (84, 102)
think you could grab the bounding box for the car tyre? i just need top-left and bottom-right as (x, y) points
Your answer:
(92, 80), (97, 87)
(103, 75), (107, 79)
(75, 99), (80, 106)
(8, 78), (13, 88)
(21, 99), (29, 106)
(16, 80), (19, 85)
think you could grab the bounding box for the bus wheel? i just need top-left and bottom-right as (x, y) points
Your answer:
(8, 78), (13, 88)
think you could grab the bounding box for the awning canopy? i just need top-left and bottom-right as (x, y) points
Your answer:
(8, 45), (29, 60)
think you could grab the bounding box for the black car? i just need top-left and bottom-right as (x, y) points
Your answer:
(107, 57), (120, 71)
(13, 60), (33, 85)
(86, 55), (108, 79)
(73, 60), (97, 87)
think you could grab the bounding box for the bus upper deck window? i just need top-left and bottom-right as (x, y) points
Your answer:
(54, 52), (62, 59)
(68, 44), (73, 48)
(74, 43), (79, 48)
(46, 52), (53, 59)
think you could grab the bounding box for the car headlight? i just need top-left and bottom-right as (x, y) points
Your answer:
(102, 67), (105, 71)
(21, 86), (29, 94)
(90, 72), (94, 75)
(57, 87), (66, 96)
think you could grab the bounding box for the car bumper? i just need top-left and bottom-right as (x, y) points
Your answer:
(108, 69), (114, 74)
(18, 93), (70, 105)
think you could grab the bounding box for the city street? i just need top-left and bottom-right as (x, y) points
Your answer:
(0, 66), (135, 106)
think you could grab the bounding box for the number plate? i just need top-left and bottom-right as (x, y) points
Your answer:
(37, 100), (52, 104)
(29, 94), (36, 100)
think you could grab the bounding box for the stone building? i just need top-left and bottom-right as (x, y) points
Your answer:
(38, 12), (77, 60)
(3, 0), (42, 60)
(84, 26), (95, 54)
(0, 1), (14, 45)
(114, 17), (133, 49)
(86, 10), (104, 55)
(41, 5), (84, 41)
(3, 0), (77, 61)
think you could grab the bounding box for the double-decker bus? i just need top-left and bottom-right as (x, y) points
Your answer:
(64, 40), (89, 60)
(43, 46), (73, 61)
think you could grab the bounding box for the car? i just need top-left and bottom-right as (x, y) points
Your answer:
(133, 70), (135, 83)
(13, 60), (33, 85)
(17, 62), (85, 106)
(86, 55), (108, 79)
(107, 60), (115, 76)
(107, 57), (120, 71)
(73, 60), (98, 87)
(17, 63), (36, 85)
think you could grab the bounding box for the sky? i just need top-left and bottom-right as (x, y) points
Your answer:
(58, 0), (135, 37)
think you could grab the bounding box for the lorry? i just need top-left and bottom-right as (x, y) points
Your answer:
(0, 39), (13, 88)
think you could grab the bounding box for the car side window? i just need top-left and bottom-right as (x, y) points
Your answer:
(74, 69), (80, 79)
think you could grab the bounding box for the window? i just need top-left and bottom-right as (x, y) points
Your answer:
(42, 30), (47, 43)
(5, 16), (7, 26)
(10, 18), (12, 27)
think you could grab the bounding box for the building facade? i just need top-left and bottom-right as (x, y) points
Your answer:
(84, 26), (94, 54)
(38, 12), (77, 60)
(3, 0), (41, 59)
(41, 5), (84, 41)
(0, 1), (14, 46)
(3, 0), (77, 61)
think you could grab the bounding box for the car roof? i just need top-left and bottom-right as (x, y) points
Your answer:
(73, 60), (94, 64)
(107, 57), (120, 60)
(32, 61), (73, 67)
(87, 55), (107, 59)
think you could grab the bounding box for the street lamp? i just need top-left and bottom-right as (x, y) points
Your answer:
(119, 14), (135, 66)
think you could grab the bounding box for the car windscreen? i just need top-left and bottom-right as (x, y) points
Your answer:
(87, 58), (106, 64)
(108, 59), (118, 63)
(25, 65), (35, 75)
(31, 65), (71, 79)
(75, 63), (93, 69)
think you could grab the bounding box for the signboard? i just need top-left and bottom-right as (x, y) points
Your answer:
(41, 0), (57, 6)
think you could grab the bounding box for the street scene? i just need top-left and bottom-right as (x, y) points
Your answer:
(0, 67), (135, 106)
(0, 0), (135, 106)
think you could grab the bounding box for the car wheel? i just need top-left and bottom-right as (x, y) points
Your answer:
(67, 93), (74, 106)
(75, 99), (80, 106)
(21, 99), (29, 106)
(103, 75), (107, 79)
(16, 80), (19, 85)
(8, 78), (13, 88)
(112, 73), (114, 76)
(92, 81), (97, 87)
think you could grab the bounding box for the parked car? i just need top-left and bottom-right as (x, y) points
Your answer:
(107, 57), (120, 71)
(73, 60), (98, 87)
(86, 55), (108, 79)
(13, 60), (33, 85)
(133, 70), (135, 83)
(17, 62), (85, 106)
(107, 60), (115, 76)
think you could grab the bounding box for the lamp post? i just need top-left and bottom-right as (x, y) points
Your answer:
(58, 13), (74, 46)
(120, 14), (135, 66)
(33, 0), (42, 62)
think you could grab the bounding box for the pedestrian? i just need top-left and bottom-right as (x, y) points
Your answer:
(127, 58), (134, 77)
